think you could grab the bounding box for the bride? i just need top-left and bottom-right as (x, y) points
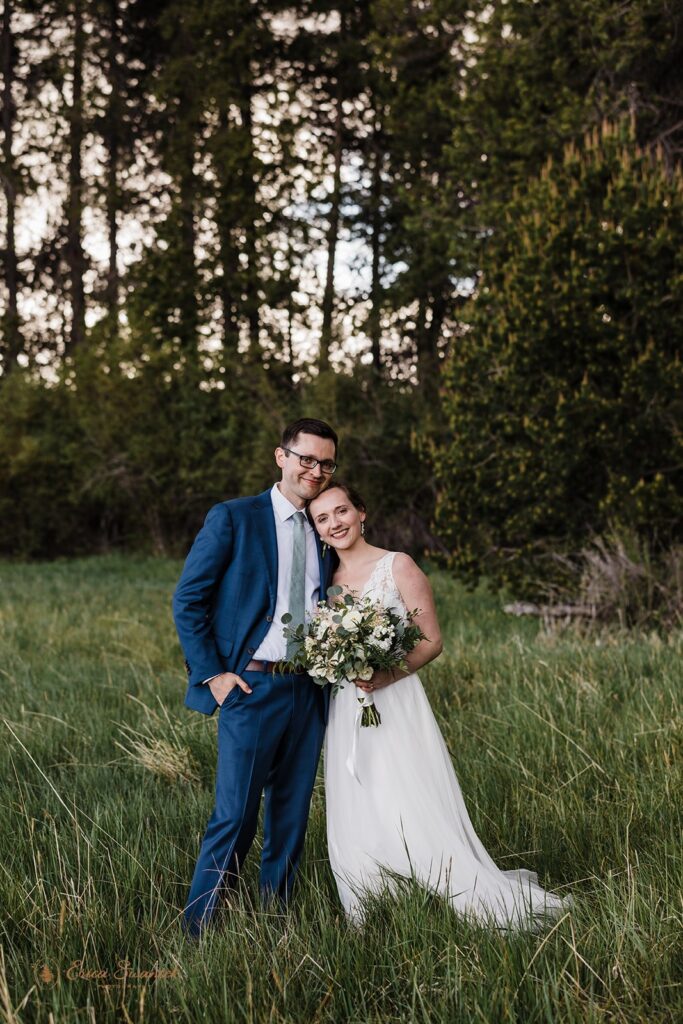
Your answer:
(308, 482), (571, 930)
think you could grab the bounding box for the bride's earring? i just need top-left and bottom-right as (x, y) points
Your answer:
(360, 521), (366, 536)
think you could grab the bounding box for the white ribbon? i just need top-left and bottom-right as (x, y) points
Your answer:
(345, 693), (376, 784)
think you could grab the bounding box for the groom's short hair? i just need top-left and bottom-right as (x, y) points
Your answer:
(282, 418), (338, 455)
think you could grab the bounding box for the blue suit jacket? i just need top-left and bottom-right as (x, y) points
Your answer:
(172, 488), (335, 716)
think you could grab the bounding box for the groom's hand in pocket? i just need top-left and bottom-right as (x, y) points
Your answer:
(208, 672), (252, 705)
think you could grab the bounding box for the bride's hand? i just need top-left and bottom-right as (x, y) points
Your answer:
(354, 669), (394, 693)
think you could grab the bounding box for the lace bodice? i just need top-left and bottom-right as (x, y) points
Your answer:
(360, 551), (407, 615)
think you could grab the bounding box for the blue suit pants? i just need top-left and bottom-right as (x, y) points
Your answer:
(182, 669), (325, 937)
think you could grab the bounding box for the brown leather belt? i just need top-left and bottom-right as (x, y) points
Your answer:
(244, 659), (305, 675)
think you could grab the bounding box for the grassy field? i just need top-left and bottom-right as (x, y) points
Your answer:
(1, 555), (681, 1023)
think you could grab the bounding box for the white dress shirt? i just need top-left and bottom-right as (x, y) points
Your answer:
(203, 483), (321, 683)
(252, 483), (321, 661)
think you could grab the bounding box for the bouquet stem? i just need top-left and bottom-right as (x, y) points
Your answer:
(358, 697), (381, 728)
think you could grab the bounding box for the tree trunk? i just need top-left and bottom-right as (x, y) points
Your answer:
(419, 288), (448, 393)
(1, 0), (22, 371)
(66, 0), (86, 349)
(215, 109), (240, 351)
(104, 0), (120, 340)
(239, 86), (260, 354)
(415, 295), (427, 366)
(368, 114), (383, 376)
(174, 81), (199, 357)
(285, 234), (294, 365)
(319, 85), (343, 370)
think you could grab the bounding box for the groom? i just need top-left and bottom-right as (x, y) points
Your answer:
(172, 417), (338, 938)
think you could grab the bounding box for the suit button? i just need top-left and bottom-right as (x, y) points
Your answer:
(266, 615), (273, 622)
(247, 647), (255, 654)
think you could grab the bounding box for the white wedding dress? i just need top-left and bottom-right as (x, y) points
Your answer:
(324, 552), (571, 929)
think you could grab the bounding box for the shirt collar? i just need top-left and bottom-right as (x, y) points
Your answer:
(271, 482), (309, 524)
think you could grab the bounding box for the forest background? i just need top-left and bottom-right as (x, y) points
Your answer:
(1, 0), (682, 597)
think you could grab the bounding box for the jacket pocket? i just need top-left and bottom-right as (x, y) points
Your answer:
(214, 634), (234, 658)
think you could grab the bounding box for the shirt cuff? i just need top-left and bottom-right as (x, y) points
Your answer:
(201, 674), (220, 685)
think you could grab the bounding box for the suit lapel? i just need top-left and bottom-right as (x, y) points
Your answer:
(256, 488), (334, 603)
(253, 489), (278, 598)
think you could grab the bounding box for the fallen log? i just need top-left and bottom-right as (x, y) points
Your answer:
(503, 602), (597, 619)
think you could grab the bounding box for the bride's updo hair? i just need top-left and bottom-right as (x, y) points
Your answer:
(318, 480), (367, 515)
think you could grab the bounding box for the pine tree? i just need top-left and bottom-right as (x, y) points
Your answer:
(66, 0), (86, 349)
(0, 0), (23, 372)
(431, 120), (683, 590)
(366, 0), (470, 389)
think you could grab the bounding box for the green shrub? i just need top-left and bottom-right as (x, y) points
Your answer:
(431, 119), (683, 593)
(0, 353), (439, 559)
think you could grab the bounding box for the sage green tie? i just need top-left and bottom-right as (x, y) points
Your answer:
(287, 510), (307, 660)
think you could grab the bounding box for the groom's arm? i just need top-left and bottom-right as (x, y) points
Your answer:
(172, 503), (234, 687)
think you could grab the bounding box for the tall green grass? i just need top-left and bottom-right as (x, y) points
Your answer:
(1, 556), (681, 1023)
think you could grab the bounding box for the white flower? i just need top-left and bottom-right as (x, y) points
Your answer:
(370, 625), (393, 643)
(355, 664), (374, 681)
(341, 608), (363, 631)
(373, 637), (392, 651)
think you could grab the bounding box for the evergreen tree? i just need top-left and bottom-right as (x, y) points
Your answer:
(367, 0), (470, 388)
(9, 0), (91, 362)
(431, 120), (683, 590)
(0, 0), (23, 372)
(88, 0), (144, 339)
(453, 0), (683, 206)
(66, 0), (86, 349)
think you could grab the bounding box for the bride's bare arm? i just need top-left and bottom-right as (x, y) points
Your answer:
(356, 553), (443, 692)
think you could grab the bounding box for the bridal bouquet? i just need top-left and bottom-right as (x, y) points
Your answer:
(280, 586), (426, 727)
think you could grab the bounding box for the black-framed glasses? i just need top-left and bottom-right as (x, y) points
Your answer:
(281, 446), (337, 475)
